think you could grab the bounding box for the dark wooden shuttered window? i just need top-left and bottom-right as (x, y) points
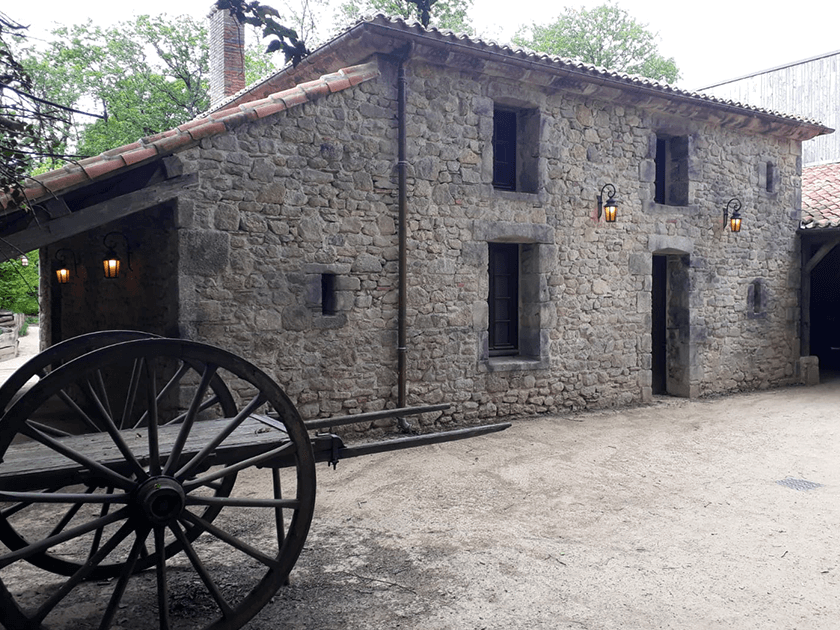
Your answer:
(488, 243), (519, 355)
(493, 109), (517, 191)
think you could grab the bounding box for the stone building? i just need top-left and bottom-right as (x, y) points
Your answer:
(0, 15), (832, 425)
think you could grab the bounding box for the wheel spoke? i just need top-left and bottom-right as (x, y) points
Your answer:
(120, 358), (144, 430)
(185, 495), (300, 509)
(154, 526), (171, 630)
(85, 377), (147, 480)
(0, 484), (63, 518)
(93, 370), (115, 425)
(98, 527), (150, 630)
(0, 490), (129, 504)
(163, 363), (218, 476)
(180, 511), (282, 570)
(0, 507), (129, 569)
(56, 388), (101, 432)
(20, 423), (135, 491)
(182, 441), (294, 491)
(272, 468), (286, 549)
(133, 361), (190, 429)
(46, 486), (95, 538)
(145, 360), (161, 476)
(175, 393), (267, 481)
(164, 394), (222, 426)
(24, 420), (71, 438)
(32, 520), (137, 624)
(169, 521), (234, 618)
(89, 486), (115, 559)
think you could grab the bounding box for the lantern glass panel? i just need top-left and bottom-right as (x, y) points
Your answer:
(104, 258), (120, 278)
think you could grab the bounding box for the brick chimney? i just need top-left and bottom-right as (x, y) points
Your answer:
(209, 7), (246, 108)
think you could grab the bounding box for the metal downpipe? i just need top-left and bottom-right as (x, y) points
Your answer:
(396, 44), (412, 427)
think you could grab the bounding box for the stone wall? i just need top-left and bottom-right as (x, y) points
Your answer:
(41, 203), (180, 345)
(174, 53), (803, 426)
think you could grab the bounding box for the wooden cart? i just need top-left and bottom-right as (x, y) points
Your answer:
(0, 332), (508, 629)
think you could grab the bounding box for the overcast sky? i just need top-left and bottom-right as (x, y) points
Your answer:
(9, 0), (840, 91)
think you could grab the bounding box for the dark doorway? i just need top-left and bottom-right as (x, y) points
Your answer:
(809, 242), (840, 371)
(652, 255), (667, 394)
(651, 253), (691, 397)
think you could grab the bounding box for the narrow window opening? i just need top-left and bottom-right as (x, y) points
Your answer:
(766, 162), (775, 193)
(321, 273), (337, 316)
(752, 280), (762, 314)
(654, 134), (689, 206)
(488, 242), (519, 356)
(493, 109), (517, 191)
(654, 137), (668, 204)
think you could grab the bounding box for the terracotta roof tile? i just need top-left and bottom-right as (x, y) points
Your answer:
(186, 120), (228, 141)
(278, 87), (308, 108)
(211, 15), (832, 139)
(80, 157), (125, 180)
(802, 162), (840, 229)
(0, 62), (380, 210)
(323, 74), (352, 93)
(177, 118), (209, 132)
(252, 101), (287, 119)
(343, 63), (379, 86)
(102, 142), (141, 157)
(121, 146), (158, 166)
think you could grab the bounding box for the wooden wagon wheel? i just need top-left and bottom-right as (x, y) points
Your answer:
(0, 338), (316, 630)
(0, 331), (240, 580)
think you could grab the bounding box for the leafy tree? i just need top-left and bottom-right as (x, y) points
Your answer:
(23, 15), (210, 158)
(216, 0), (308, 63)
(0, 12), (74, 209)
(513, 2), (680, 83)
(336, 0), (474, 33)
(21, 14), (288, 158)
(0, 250), (39, 314)
(0, 1), (303, 209)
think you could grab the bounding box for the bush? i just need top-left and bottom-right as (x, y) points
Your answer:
(0, 251), (39, 315)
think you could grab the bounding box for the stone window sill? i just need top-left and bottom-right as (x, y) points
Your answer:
(479, 355), (549, 373)
(491, 188), (543, 203)
(643, 201), (696, 214)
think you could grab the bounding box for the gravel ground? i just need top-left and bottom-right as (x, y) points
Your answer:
(2, 377), (839, 629)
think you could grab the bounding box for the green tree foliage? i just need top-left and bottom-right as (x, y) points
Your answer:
(0, 12), (71, 208)
(216, 0), (308, 62)
(513, 2), (680, 84)
(21, 14), (286, 159)
(336, 0), (474, 33)
(0, 1), (300, 204)
(0, 250), (39, 314)
(22, 15), (211, 158)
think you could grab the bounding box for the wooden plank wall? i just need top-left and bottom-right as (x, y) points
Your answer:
(700, 52), (840, 166)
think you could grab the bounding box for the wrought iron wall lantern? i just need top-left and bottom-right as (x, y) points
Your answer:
(102, 232), (132, 279)
(723, 198), (743, 233)
(597, 183), (618, 222)
(54, 249), (78, 284)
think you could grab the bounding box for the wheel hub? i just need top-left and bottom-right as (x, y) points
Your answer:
(136, 477), (186, 526)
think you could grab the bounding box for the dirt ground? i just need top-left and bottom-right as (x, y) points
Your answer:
(2, 376), (839, 629)
(249, 379), (840, 630)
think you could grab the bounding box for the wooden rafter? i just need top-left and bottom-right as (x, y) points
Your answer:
(0, 174), (196, 261)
